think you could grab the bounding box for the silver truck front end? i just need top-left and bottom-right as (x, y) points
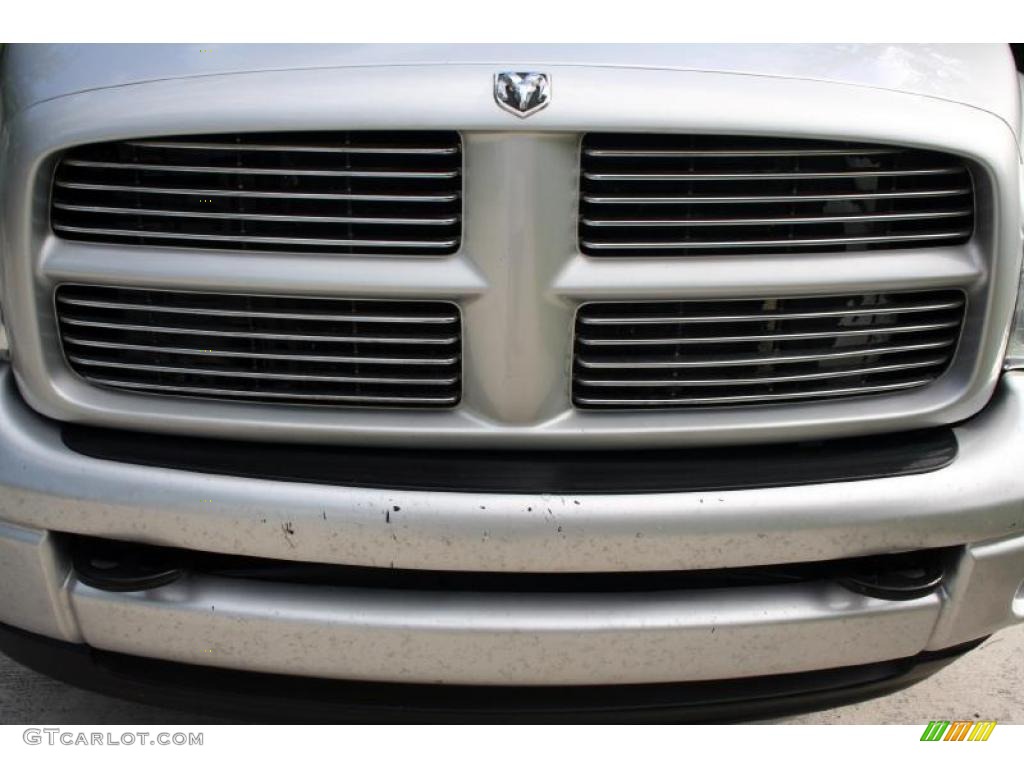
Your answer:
(1, 45), (1022, 716)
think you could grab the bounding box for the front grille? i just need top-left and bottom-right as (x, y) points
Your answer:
(579, 134), (974, 256)
(573, 290), (965, 409)
(51, 131), (462, 255)
(55, 285), (462, 408)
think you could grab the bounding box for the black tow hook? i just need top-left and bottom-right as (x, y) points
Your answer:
(839, 563), (945, 601)
(72, 539), (185, 592)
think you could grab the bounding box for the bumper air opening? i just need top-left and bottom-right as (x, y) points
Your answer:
(68, 534), (956, 598)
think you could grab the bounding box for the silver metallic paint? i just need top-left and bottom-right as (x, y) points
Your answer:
(0, 522), (78, 641)
(928, 534), (1024, 649)
(66, 576), (941, 685)
(4, 45), (1019, 134)
(3, 510), (1024, 685)
(2, 363), (1024, 574)
(1, 52), (1021, 447)
(2, 45), (1024, 687)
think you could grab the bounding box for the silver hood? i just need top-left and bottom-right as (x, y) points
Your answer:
(3, 43), (1020, 134)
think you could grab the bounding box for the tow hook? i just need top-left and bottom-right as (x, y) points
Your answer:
(839, 563), (945, 601)
(72, 539), (185, 592)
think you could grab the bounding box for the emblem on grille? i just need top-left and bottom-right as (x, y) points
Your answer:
(494, 72), (551, 117)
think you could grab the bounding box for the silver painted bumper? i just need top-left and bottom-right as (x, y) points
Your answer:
(2, 363), (1024, 685)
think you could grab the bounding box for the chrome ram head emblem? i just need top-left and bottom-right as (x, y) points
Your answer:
(494, 72), (551, 118)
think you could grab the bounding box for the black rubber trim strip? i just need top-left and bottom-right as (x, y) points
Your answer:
(61, 424), (958, 495)
(0, 621), (986, 723)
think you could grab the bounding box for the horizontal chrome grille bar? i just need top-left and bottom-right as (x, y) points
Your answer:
(582, 189), (973, 205)
(63, 337), (459, 366)
(581, 210), (972, 227)
(580, 231), (973, 251)
(59, 317), (458, 345)
(80, 377), (460, 405)
(52, 203), (458, 226)
(584, 147), (903, 158)
(575, 379), (932, 407)
(583, 167), (963, 182)
(578, 319), (961, 346)
(52, 225), (458, 250)
(125, 140), (460, 155)
(57, 295), (459, 324)
(54, 181), (459, 203)
(69, 358), (459, 386)
(575, 338), (958, 369)
(578, 298), (965, 325)
(575, 357), (948, 387)
(62, 159), (459, 179)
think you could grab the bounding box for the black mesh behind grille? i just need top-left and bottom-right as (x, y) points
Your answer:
(56, 285), (462, 408)
(579, 134), (975, 256)
(51, 131), (462, 256)
(573, 290), (965, 409)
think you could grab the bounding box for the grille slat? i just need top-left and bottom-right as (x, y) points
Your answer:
(66, 358), (459, 386)
(579, 134), (974, 256)
(78, 379), (459, 406)
(62, 337), (458, 366)
(54, 181), (459, 203)
(573, 291), (965, 409)
(583, 147), (904, 158)
(57, 294), (459, 324)
(582, 210), (973, 227)
(575, 357), (949, 387)
(51, 225), (459, 250)
(574, 339), (959, 370)
(124, 140), (460, 155)
(578, 298), (965, 325)
(575, 379), (933, 407)
(53, 203), (459, 226)
(585, 148), (905, 158)
(56, 285), (462, 408)
(61, 159), (460, 179)
(51, 131), (463, 256)
(59, 317), (460, 344)
(583, 189), (973, 204)
(578, 319), (961, 345)
(583, 167), (965, 181)
(580, 231), (973, 251)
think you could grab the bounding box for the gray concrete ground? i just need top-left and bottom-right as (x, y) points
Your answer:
(1, 624), (1021, 724)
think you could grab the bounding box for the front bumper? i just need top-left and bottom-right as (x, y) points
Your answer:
(1, 362), (1024, 687)
(0, 621), (985, 723)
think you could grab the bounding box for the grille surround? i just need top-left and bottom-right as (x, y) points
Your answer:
(50, 131), (463, 256)
(3, 57), (1015, 449)
(573, 290), (966, 410)
(579, 134), (975, 256)
(55, 285), (463, 409)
